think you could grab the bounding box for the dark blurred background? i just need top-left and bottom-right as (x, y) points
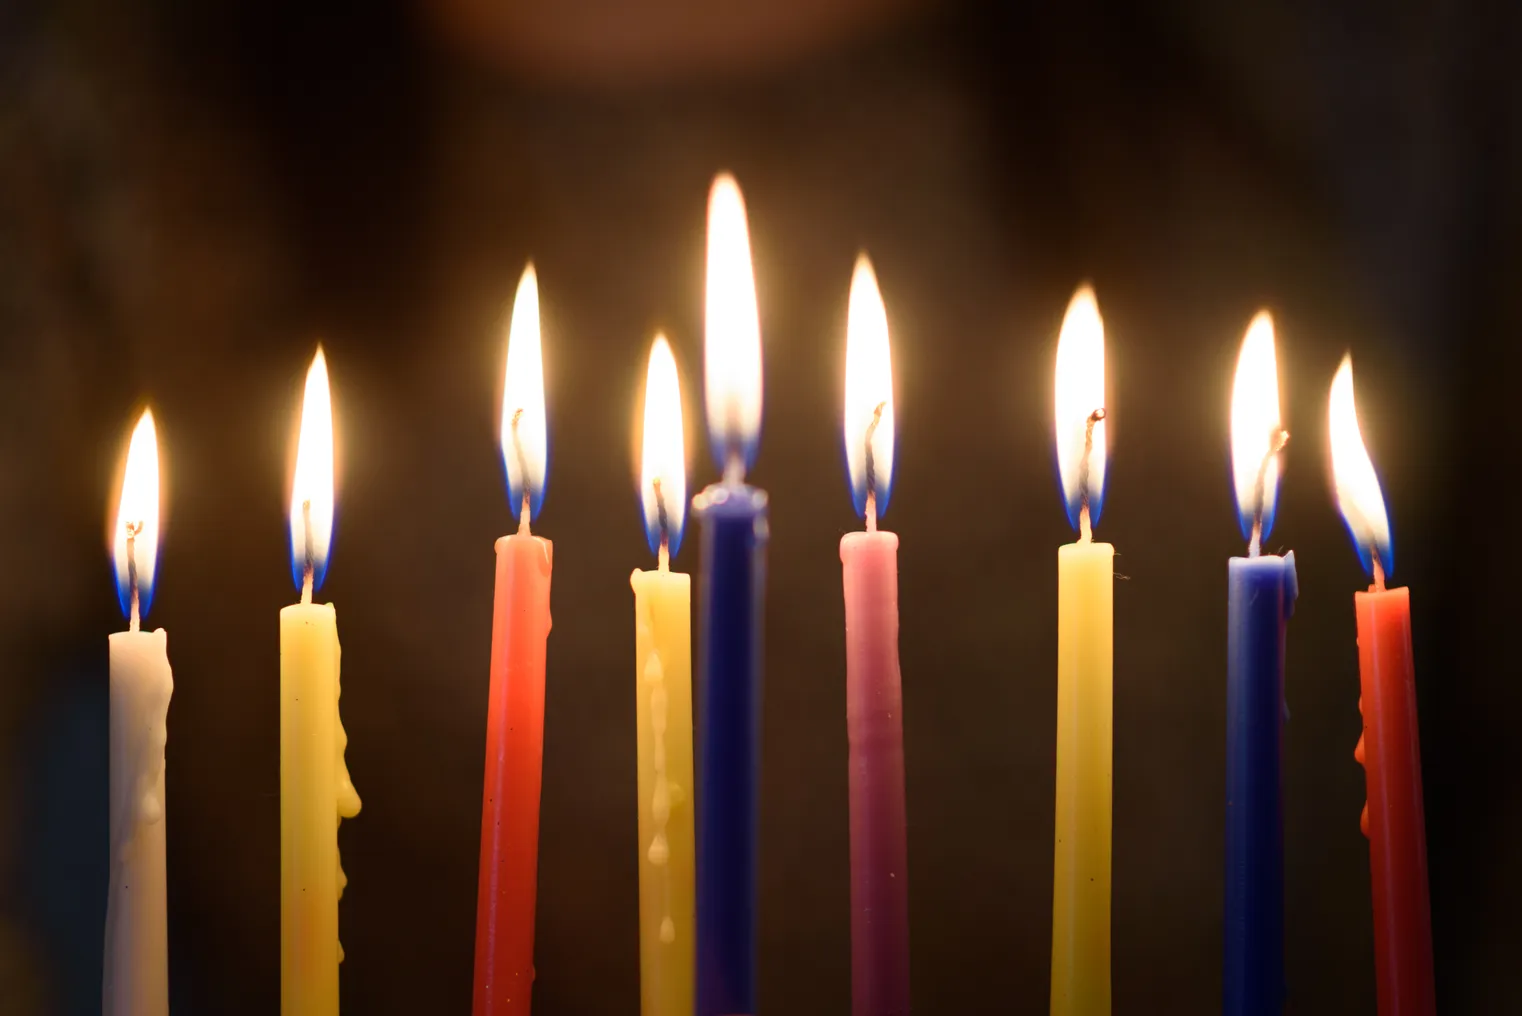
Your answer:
(1, 1), (1518, 1013)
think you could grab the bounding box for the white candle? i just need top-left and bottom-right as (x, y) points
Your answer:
(105, 409), (173, 1016)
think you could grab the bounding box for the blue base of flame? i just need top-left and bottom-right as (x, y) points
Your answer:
(641, 490), (685, 560)
(1057, 461), (1105, 532)
(505, 455), (548, 525)
(114, 566), (154, 621)
(289, 532), (332, 594)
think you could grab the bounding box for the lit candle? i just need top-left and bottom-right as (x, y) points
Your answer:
(631, 335), (696, 1016)
(1329, 356), (1434, 1016)
(694, 172), (767, 1016)
(474, 265), (555, 1016)
(839, 254), (911, 1016)
(1050, 286), (1113, 1016)
(282, 348), (363, 1016)
(1223, 313), (1295, 1016)
(105, 409), (173, 1016)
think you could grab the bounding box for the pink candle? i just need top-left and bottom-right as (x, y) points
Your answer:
(840, 254), (910, 1015)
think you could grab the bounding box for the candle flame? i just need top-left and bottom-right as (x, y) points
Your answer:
(112, 409), (161, 620)
(501, 263), (548, 521)
(1329, 355), (1394, 578)
(1230, 311), (1283, 544)
(844, 253), (895, 520)
(640, 335), (687, 557)
(289, 347), (335, 592)
(1054, 285), (1107, 530)
(704, 173), (762, 474)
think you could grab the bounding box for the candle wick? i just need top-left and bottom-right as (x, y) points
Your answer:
(1077, 407), (1105, 543)
(1249, 427), (1289, 558)
(658, 538), (670, 572)
(125, 520), (142, 632)
(511, 406), (533, 533)
(1371, 553), (1386, 592)
(724, 450), (745, 487)
(301, 499), (315, 604)
(653, 476), (670, 563)
(863, 400), (886, 531)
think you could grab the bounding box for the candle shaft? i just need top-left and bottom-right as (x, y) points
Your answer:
(841, 530), (911, 1016)
(1355, 586), (1435, 1016)
(281, 602), (361, 1016)
(1223, 553), (1296, 1016)
(694, 483), (767, 1016)
(632, 568), (696, 1016)
(105, 629), (173, 1016)
(1051, 541), (1113, 1016)
(474, 532), (554, 1016)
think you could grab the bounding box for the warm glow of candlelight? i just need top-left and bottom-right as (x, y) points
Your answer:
(113, 409), (161, 620)
(501, 264), (548, 521)
(290, 348), (336, 592)
(1054, 285), (1107, 532)
(1329, 355), (1394, 579)
(844, 253), (895, 522)
(1230, 311), (1283, 545)
(640, 334), (688, 557)
(704, 173), (762, 474)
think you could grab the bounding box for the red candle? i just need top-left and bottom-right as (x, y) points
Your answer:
(475, 266), (555, 1016)
(1330, 356), (1434, 1016)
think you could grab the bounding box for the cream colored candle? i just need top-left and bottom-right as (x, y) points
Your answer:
(631, 336), (695, 1016)
(106, 409), (173, 1016)
(1050, 288), (1113, 1016)
(282, 349), (361, 1016)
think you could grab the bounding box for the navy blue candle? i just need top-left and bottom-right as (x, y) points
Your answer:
(694, 483), (767, 1015)
(1224, 552), (1296, 1015)
(1224, 312), (1296, 1016)
(694, 172), (768, 1016)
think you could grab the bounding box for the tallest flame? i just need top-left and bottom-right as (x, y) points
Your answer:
(290, 348), (336, 592)
(704, 173), (763, 472)
(113, 409), (161, 619)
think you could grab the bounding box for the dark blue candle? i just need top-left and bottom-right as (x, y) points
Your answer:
(694, 172), (768, 1016)
(1224, 552), (1296, 1016)
(694, 483), (767, 1016)
(1224, 311), (1295, 1016)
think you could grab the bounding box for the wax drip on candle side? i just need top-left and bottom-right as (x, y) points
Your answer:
(863, 400), (886, 533)
(104, 629), (174, 1005)
(639, 598), (682, 945)
(1077, 408), (1106, 543)
(1248, 428), (1290, 557)
(332, 621), (362, 961)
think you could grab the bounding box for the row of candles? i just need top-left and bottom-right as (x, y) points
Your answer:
(100, 172), (1431, 1016)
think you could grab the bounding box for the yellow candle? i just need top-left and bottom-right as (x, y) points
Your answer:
(1050, 288), (1113, 1016)
(1052, 541), (1113, 1016)
(631, 336), (695, 1016)
(106, 409), (172, 1016)
(282, 349), (361, 1016)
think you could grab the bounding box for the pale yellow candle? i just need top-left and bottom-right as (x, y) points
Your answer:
(631, 336), (695, 1016)
(282, 349), (361, 1016)
(1051, 288), (1113, 1016)
(106, 409), (172, 1016)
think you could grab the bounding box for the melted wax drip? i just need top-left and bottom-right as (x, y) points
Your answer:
(333, 625), (363, 961)
(639, 600), (683, 945)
